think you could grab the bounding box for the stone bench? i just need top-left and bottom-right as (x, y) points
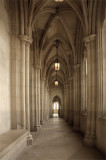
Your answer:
(0, 129), (29, 160)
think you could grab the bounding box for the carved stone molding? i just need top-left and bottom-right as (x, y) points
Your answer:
(83, 34), (96, 44)
(33, 64), (41, 69)
(73, 64), (80, 69)
(19, 35), (33, 44)
(41, 77), (46, 81)
(69, 76), (73, 81)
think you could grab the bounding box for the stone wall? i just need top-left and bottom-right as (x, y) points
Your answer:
(0, 0), (11, 134)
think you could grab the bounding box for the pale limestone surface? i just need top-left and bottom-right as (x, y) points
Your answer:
(19, 118), (105, 160)
(0, 0), (11, 134)
(0, 0), (106, 158)
(0, 130), (28, 160)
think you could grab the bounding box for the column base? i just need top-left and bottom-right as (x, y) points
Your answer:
(30, 128), (36, 132)
(73, 125), (80, 131)
(84, 135), (96, 147)
(68, 120), (73, 125)
(34, 125), (41, 131)
(40, 121), (45, 125)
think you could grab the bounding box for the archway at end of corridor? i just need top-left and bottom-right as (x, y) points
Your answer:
(52, 96), (63, 118)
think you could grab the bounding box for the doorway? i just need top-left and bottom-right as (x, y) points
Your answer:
(53, 101), (59, 117)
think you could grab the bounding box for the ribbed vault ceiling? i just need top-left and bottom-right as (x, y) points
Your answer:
(31, 0), (83, 88)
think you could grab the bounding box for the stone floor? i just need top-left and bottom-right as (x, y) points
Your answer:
(19, 117), (105, 160)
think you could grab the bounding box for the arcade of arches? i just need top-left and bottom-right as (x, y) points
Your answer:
(0, 0), (106, 159)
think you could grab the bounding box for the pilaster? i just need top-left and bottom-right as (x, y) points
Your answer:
(66, 81), (70, 121)
(19, 35), (27, 129)
(73, 64), (81, 131)
(19, 35), (33, 130)
(83, 34), (97, 146)
(69, 76), (73, 125)
(40, 78), (46, 125)
(33, 64), (41, 131)
(63, 86), (66, 120)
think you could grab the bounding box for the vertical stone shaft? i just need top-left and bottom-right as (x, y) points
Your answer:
(69, 77), (73, 124)
(37, 68), (41, 125)
(25, 40), (32, 130)
(63, 87), (66, 120)
(34, 65), (41, 130)
(91, 39), (96, 137)
(84, 34), (96, 146)
(81, 57), (86, 112)
(66, 84), (70, 121)
(31, 67), (35, 130)
(19, 36), (26, 129)
(73, 64), (80, 131)
(45, 85), (48, 120)
(41, 79), (45, 124)
(47, 87), (50, 120)
(44, 85), (46, 121)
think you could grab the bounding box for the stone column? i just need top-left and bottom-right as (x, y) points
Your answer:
(63, 86), (66, 120)
(40, 78), (45, 125)
(83, 34), (97, 146)
(66, 83), (70, 121)
(31, 66), (35, 131)
(34, 65), (41, 131)
(43, 84), (46, 121)
(81, 55), (87, 113)
(73, 64), (80, 131)
(25, 38), (32, 130)
(47, 87), (50, 120)
(19, 35), (26, 129)
(69, 77), (73, 124)
(45, 84), (49, 121)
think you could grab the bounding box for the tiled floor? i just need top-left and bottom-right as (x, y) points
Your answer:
(19, 118), (105, 160)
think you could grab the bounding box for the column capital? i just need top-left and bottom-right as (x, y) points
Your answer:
(33, 64), (41, 70)
(83, 34), (96, 44)
(66, 84), (70, 87)
(19, 35), (28, 42)
(73, 64), (80, 69)
(47, 87), (49, 92)
(65, 79), (70, 86)
(41, 77), (46, 81)
(19, 35), (33, 44)
(64, 86), (66, 91)
(69, 76), (73, 81)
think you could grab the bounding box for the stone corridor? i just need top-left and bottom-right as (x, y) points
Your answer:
(0, 1), (106, 159)
(19, 118), (105, 160)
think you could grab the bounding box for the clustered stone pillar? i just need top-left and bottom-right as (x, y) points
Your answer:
(19, 35), (32, 130)
(73, 64), (80, 131)
(81, 55), (87, 113)
(66, 82), (70, 121)
(63, 86), (66, 120)
(84, 34), (97, 146)
(19, 36), (26, 129)
(47, 87), (50, 120)
(44, 83), (49, 121)
(41, 78), (45, 125)
(25, 40), (32, 130)
(43, 83), (47, 121)
(69, 77), (73, 124)
(34, 65), (41, 131)
(31, 66), (35, 131)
